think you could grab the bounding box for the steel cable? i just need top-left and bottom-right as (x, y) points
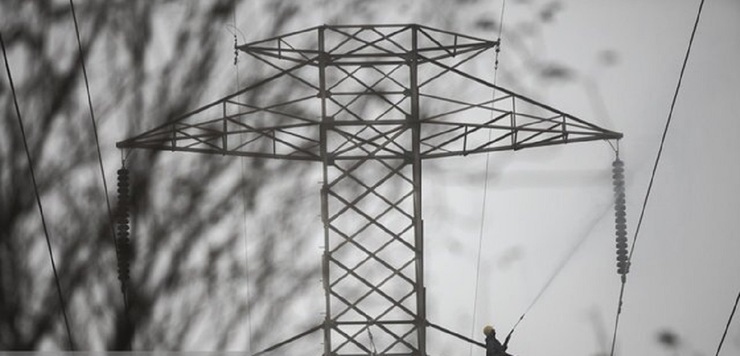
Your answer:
(469, 2), (506, 355)
(1, 31), (76, 350)
(715, 290), (740, 356)
(609, 1), (705, 354)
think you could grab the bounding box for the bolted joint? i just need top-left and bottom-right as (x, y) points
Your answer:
(404, 51), (417, 64)
(324, 154), (335, 166)
(404, 150), (414, 165)
(319, 51), (331, 64)
(320, 115), (335, 125)
(322, 318), (338, 329)
(316, 89), (333, 99)
(406, 114), (421, 124)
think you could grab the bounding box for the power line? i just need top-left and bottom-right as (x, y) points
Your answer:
(627, 0), (705, 272)
(1, 31), (76, 350)
(469, 2), (506, 355)
(230, 4), (255, 352)
(505, 199), (614, 342)
(67, 0), (133, 349)
(609, 0), (705, 354)
(715, 290), (740, 356)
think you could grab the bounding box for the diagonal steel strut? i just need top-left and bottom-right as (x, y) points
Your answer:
(117, 24), (622, 356)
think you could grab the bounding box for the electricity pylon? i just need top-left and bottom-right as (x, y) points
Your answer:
(117, 24), (621, 356)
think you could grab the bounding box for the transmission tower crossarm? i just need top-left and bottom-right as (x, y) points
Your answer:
(237, 24), (498, 67)
(116, 58), (323, 160)
(415, 53), (622, 159)
(115, 24), (624, 356)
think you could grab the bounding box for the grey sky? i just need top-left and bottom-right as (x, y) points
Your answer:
(181, 0), (740, 354)
(4, 0), (737, 354)
(420, 1), (740, 355)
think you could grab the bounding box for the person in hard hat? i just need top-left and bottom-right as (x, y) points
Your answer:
(483, 325), (513, 356)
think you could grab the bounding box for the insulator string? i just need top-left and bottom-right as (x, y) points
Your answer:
(68, 0), (133, 348)
(612, 157), (630, 277)
(609, 0), (705, 354)
(115, 167), (131, 292)
(113, 163), (135, 348)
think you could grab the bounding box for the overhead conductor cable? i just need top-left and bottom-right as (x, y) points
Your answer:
(609, 0), (706, 355)
(1, 31), (75, 349)
(470, 2), (506, 356)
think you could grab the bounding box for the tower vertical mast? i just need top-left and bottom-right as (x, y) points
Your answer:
(318, 25), (334, 356)
(116, 24), (622, 356)
(409, 25), (426, 356)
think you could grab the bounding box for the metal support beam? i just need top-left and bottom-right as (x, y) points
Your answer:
(319, 25), (423, 355)
(409, 25), (426, 356)
(319, 26), (334, 356)
(116, 24), (623, 356)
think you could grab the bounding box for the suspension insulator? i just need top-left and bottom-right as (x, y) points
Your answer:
(116, 167), (131, 289)
(612, 158), (630, 276)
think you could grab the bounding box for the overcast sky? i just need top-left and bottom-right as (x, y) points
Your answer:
(413, 1), (740, 355)
(5, 0), (739, 353)
(151, 0), (740, 354)
(20, 0), (731, 354)
(195, 0), (740, 354)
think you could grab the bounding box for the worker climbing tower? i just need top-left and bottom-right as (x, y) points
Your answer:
(117, 24), (622, 356)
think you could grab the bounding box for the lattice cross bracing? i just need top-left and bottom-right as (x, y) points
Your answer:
(117, 24), (622, 356)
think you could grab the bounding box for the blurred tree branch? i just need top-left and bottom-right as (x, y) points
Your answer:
(1, 0), (318, 350)
(1, 0), (621, 352)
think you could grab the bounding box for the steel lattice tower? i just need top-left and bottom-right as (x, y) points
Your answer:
(118, 24), (621, 356)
